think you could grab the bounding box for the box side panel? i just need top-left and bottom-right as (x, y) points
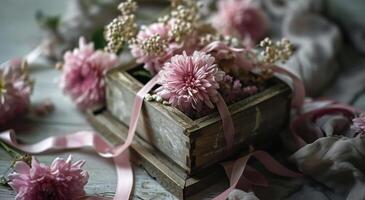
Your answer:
(192, 84), (291, 170)
(106, 72), (191, 171)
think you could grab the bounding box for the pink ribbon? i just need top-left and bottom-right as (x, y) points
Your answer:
(216, 94), (235, 152)
(202, 43), (306, 199)
(0, 130), (132, 200)
(213, 151), (303, 200)
(202, 41), (245, 54)
(0, 75), (160, 200)
(269, 66), (305, 109)
(290, 101), (357, 149)
(100, 75), (160, 157)
(212, 67), (304, 199)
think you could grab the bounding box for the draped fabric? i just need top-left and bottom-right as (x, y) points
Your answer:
(260, 0), (342, 96)
(287, 100), (365, 200)
(255, 99), (364, 200)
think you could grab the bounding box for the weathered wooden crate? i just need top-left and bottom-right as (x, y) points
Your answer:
(106, 63), (292, 175)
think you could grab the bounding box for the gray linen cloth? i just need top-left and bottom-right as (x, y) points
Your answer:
(287, 101), (365, 200)
(261, 0), (342, 96)
(291, 136), (365, 200)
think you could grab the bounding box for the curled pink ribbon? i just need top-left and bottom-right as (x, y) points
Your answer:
(0, 75), (160, 200)
(202, 41), (245, 54)
(213, 151), (303, 200)
(100, 75), (160, 157)
(0, 130), (133, 200)
(212, 69), (304, 199)
(202, 43), (306, 199)
(290, 100), (357, 149)
(269, 66), (305, 109)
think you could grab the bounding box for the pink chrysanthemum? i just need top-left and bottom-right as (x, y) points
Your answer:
(0, 59), (32, 125)
(60, 37), (118, 110)
(8, 155), (89, 200)
(156, 51), (225, 116)
(130, 22), (197, 75)
(212, 0), (267, 46)
(352, 114), (365, 135)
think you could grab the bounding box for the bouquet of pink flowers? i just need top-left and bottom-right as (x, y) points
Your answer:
(103, 0), (292, 118)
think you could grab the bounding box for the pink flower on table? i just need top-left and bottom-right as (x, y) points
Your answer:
(130, 22), (197, 75)
(0, 59), (32, 125)
(352, 114), (365, 135)
(8, 155), (89, 200)
(156, 51), (225, 116)
(212, 0), (267, 46)
(60, 37), (118, 110)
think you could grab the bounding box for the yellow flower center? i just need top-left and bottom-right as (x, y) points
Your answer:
(0, 76), (6, 104)
(0, 77), (5, 92)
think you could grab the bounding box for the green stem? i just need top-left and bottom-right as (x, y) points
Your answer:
(0, 141), (21, 187)
(0, 176), (8, 187)
(0, 141), (22, 159)
(0, 164), (12, 187)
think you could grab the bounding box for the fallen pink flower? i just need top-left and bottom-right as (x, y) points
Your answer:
(8, 155), (89, 200)
(60, 37), (118, 110)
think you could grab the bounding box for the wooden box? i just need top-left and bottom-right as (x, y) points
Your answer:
(106, 63), (292, 175)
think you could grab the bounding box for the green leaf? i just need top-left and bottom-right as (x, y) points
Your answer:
(35, 11), (60, 31)
(91, 28), (108, 50)
(132, 69), (152, 79)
